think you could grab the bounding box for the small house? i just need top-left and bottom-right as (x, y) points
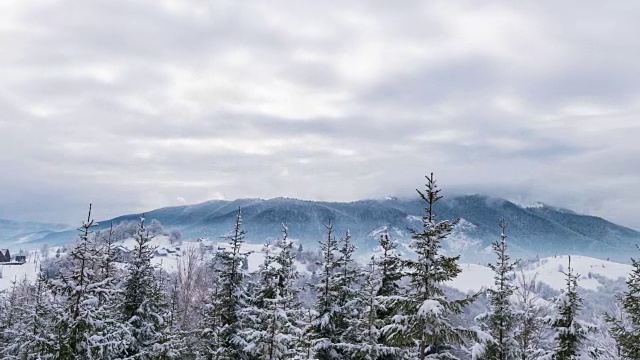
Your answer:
(114, 246), (132, 263)
(14, 255), (26, 263)
(0, 249), (10, 263)
(155, 248), (168, 257)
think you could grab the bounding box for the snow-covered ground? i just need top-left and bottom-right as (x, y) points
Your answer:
(0, 252), (41, 290)
(1, 239), (633, 297)
(446, 255), (633, 294)
(447, 264), (495, 293)
(517, 255), (632, 291)
(0, 237), (311, 291)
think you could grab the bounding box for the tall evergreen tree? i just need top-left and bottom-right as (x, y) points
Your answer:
(605, 246), (640, 359)
(200, 270), (225, 360)
(121, 216), (180, 359)
(98, 222), (118, 281)
(541, 256), (598, 360)
(243, 225), (304, 359)
(384, 173), (477, 360)
(5, 274), (59, 358)
(474, 220), (520, 360)
(375, 233), (404, 360)
(312, 222), (343, 360)
(202, 207), (251, 359)
(0, 277), (26, 352)
(46, 204), (127, 359)
(347, 258), (403, 360)
(376, 233), (403, 305)
(335, 230), (364, 354)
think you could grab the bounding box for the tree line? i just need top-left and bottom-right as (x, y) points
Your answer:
(0, 173), (638, 359)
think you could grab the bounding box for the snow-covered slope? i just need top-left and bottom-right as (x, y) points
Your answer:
(446, 264), (495, 293)
(446, 255), (633, 294)
(23, 195), (640, 263)
(2, 241), (632, 303)
(518, 255), (632, 291)
(0, 252), (41, 290)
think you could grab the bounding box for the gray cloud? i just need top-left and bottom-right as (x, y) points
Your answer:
(1, 0), (640, 229)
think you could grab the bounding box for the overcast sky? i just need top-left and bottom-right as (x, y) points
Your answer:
(1, 1), (640, 228)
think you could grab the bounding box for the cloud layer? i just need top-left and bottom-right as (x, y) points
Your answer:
(1, 0), (640, 228)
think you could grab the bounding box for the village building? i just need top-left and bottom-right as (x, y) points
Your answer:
(155, 248), (168, 257)
(114, 246), (132, 263)
(0, 249), (10, 263)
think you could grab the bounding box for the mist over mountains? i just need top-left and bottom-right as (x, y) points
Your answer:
(2, 195), (639, 263)
(0, 218), (69, 242)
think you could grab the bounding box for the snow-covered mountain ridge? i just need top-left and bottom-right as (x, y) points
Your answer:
(3, 195), (640, 262)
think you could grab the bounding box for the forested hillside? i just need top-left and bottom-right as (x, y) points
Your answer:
(1, 174), (638, 359)
(12, 194), (640, 263)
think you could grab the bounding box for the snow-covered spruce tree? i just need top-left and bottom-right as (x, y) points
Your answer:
(4, 274), (58, 358)
(0, 277), (26, 351)
(311, 222), (344, 360)
(155, 266), (186, 358)
(0, 277), (36, 358)
(121, 216), (181, 359)
(346, 257), (403, 360)
(375, 233), (405, 360)
(199, 271), (225, 359)
(243, 225), (304, 359)
(473, 220), (520, 360)
(46, 204), (127, 359)
(384, 173), (477, 360)
(97, 222), (118, 281)
(202, 207), (251, 359)
(335, 230), (365, 355)
(605, 247), (640, 359)
(512, 272), (552, 360)
(542, 256), (599, 360)
(294, 308), (317, 360)
(376, 233), (403, 308)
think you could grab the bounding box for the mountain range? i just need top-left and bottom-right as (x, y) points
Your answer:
(0, 218), (69, 244)
(1, 195), (639, 262)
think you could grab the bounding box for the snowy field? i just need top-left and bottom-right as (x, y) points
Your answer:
(1, 238), (633, 296)
(0, 251), (41, 289)
(447, 255), (633, 294)
(0, 237), (309, 291)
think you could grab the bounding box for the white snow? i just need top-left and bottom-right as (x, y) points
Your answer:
(406, 215), (422, 223)
(446, 264), (494, 293)
(0, 240), (633, 300)
(446, 255), (633, 294)
(518, 255), (632, 291)
(368, 226), (390, 238)
(418, 299), (443, 316)
(0, 252), (41, 290)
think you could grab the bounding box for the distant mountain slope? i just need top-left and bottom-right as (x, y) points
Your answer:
(0, 218), (69, 242)
(18, 196), (640, 262)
